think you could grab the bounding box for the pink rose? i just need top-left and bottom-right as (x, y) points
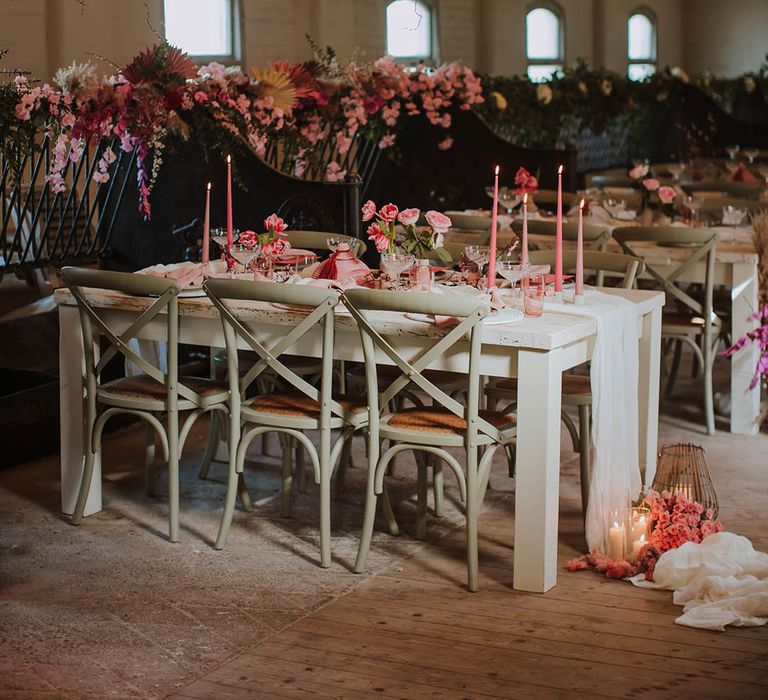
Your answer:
(264, 213), (287, 233)
(367, 222), (390, 253)
(361, 199), (376, 222)
(425, 210), (452, 233)
(397, 208), (420, 226)
(437, 136), (454, 150)
(378, 203), (399, 223)
(642, 178), (660, 192)
(658, 185), (676, 204)
(629, 164), (650, 179)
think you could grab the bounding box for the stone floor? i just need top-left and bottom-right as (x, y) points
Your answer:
(0, 376), (766, 699)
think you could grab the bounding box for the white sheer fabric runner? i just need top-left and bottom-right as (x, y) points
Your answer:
(544, 289), (642, 553)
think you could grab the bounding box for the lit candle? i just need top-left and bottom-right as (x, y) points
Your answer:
(608, 520), (626, 560)
(521, 192), (529, 266)
(632, 534), (647, 559)
(488, 164), (500, 290)
(631, 513), (648, 542)
(226, 155), (233, 251)
(555, 164), (564, 298)
(574, 198), (584, 303)
(202, 181), (211, 265)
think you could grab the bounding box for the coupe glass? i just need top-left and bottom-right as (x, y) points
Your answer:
(724, 145), (740, 160)
(380, 251), (415, 290)
(229, 243), (260, 273)
(327, 236), (348, 252)
(743, 148), (759, 164)
(684, 195), (703, 225)
(496, 260), (526, 299)
(499, 187), (521, 214)
(464, 245), (490, 269)
(211, 227), (239, 251)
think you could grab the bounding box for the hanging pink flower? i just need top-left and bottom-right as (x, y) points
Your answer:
(378, 203), (399, 222)
(425, 210), (452, 233)
(361, 200), (377, 222)
(437, 136), (454, 150)
(397, 208), (420, 226)
(629, 164), (650, 179)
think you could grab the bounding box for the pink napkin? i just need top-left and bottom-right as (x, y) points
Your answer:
(727, 163), (760, 184)
(140, 262), (205, 287)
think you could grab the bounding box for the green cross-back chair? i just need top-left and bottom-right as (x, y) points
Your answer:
(61, 267), (230, 542)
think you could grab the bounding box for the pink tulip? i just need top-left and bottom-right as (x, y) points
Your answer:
(264, 213), (287, 233)
(378, 203), (399, 222)
(397, 208), (420, 226)
(361, 200), (376, 221)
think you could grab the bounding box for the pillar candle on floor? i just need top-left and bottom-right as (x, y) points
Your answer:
(608, 520), (626, 560)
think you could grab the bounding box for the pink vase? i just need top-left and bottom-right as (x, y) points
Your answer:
(314, 244), (373, 286)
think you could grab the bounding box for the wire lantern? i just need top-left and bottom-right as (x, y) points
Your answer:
(652, 443), (718, 518)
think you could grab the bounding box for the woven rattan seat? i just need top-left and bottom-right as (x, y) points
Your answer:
(100, 375), (228, 401)
(245, 391), (365, 418)
(387, 406), (515, 435)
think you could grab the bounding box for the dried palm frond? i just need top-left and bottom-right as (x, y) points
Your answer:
(122, 43), (197, 87)
(252, 66), (298, 112)
(751, 210), (768, 307)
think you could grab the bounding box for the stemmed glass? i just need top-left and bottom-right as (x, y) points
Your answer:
(497, 260), (526, 301)
(211, 227), (239, 251)
(327, 236), (348, 252)
(684, 195), (703, 226)
(743, 148), (759, 164)
(725, 145), (740, 160)
(380, 251), (415, 290)
(499, 187), (521, 214)
(464, 245), (490, 269)
(229, 243), (261, 274)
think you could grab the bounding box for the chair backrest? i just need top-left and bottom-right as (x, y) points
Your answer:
(284, 230), (366, 257)
(61, 266), (209, 407)
(601, 191), (644, 209)
(612, 226), (720, 325)
(681, 180), (762, 200)
(699, 197), (768, 216)
(591, 175), (639, 190)
(512, 219), (611, 250)
(527, 249), (645, 289)
(342, 288), (502, 443)
(531, 189), (578, 210)
(203, 278), (348, 423)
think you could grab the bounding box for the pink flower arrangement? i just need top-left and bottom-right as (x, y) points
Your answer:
(513, 166), (539, 195)
(628, 164), (650, 179)
(378, 203), (399, 223)
(658, 185), (677, 204)
(256, 213), (290, 257)
(721, 304), (768, 390)
(642, 177), (660, 191)
(367, 222), (390, 253)
(361, 199), (376, 222)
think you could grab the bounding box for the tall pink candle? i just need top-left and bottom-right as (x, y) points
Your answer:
(488, 164), (500, 289)
(575, 198), (585, 298)
(226, 155), (233, 251)
(555, 164), (563, 294)
(202, 182), (211, 265)
(521, 192), (529, 265)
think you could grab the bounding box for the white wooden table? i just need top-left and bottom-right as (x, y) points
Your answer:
(55, 286), (663, 593)
(447, 222), (762, 434)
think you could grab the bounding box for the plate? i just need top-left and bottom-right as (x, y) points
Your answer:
(271, 302), (350, 314)
(179, 286), (207, 298)
(445, 211), (492, 231)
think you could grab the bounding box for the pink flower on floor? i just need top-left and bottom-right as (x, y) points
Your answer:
(378, 203), (399, 223)
(361, 200), (377, 222)
(264, 213), (287, 234)
(658, 185), (677, 204)
(397, 208), (420, 226)
(425, 210), (451, 233)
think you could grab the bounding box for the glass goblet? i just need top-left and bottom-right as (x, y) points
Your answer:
(380, 251), (415, 290)
(743, 148), (759, 164)
(684, 195), (703, 226)
(499, 187), (521, 214)
(725, 145), (740, 160)
(327, 236), (348, 253)
(230, 244), (260, 274)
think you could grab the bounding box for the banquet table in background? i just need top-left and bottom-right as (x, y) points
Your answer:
(446, 221), (762, 435)
(55, 286), (663, 593)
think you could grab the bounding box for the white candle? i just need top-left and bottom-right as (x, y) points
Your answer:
(488, 164), (499, 289)
(202, 181), (211, 265)
(632, 534), (647, 559)
(631, 514), (648, 542)
(521, 192), (529, 265)
(608, 520), (626, 560)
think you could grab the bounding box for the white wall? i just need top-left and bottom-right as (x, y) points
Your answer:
(0, 0), (761, 82)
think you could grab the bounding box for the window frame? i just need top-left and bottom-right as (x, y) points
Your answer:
(385, 0), (439, 66)
(162, 0), (242, 66)
(525, 1), (565, 82)
(627, 7), (657, 81)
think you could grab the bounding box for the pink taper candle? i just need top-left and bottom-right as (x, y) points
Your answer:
(488, 164), (500, 289)
(555, 164), (563, 294)
(575, 198), (585, 299)
(521, 192), (529, 265)
(202, 182), (211, 265)
(226, 155), (233, 251)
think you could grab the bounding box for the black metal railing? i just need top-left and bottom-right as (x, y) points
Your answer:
(0, 135), (135, 277)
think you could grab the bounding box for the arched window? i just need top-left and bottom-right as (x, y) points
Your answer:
(164, 0), (239, 61)
(386, 0), (434, 62)
(526, 4), (564, 82)
(627, 10), (657, 81)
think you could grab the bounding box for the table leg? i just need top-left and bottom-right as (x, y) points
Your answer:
(730, 261), (761, 435)
(638, 306), (661, 487)
(60, 305), (102, 516)
(513, 348), (562, 593)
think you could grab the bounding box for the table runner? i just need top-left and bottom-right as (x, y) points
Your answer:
(544, 289), (642, 553)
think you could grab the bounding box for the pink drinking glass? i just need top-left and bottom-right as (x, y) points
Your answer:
(523, 274), (545, 317)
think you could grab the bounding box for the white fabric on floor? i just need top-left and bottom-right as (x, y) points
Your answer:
(631, 532), (768, 631)
(543, 289), (642, 554)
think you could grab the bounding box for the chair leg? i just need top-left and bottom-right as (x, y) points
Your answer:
(665, 339), (683, 396)
(465, 448), (479, 593)
(704, 342), (716, 436)
(319, 428), (332, 569)
(279, 434), (294, 517)
(167, 410), (180, 543)
(354, 436), (380, 574)
(214, 413), (242, 550)
(333, 435), (354, 498)
(71, 449), (97, 526)
(144, 423), (157, 496)
(198, 411), (221, 480)
(296, 442), (307, 493)
(432, 458), (444, 518)
(237, 474), (254, 511)
(415, 453), (428, 540)
(577, 404), (591, 522)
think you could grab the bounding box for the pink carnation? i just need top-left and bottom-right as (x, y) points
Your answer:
(397, 208), (420, 226)
(425, 210), (451, 233)
(361, 200), (376, 222)
(378, 203), (399, 223)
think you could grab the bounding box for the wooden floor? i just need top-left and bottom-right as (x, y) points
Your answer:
(169, 470), (768, 700)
